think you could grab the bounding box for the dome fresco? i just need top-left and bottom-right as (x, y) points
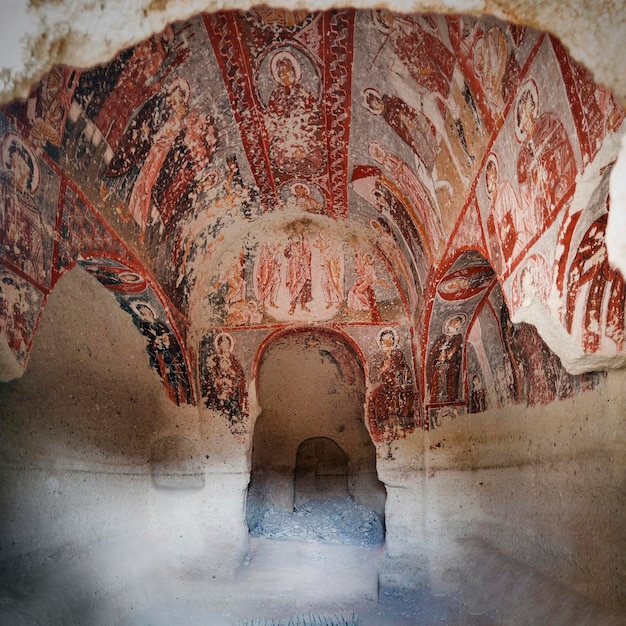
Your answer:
(0, 9), (623, 435)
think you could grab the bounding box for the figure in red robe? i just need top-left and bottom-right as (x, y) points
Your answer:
(368, 328), (416, 446)
(515, 80), (577, 227)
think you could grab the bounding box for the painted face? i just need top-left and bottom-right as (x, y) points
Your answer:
(10, 152), (32, 193)
(376, 10), (394, 31)
(366, 93), (384, 114)
(368, 142), (386, 164)
(444, 316), (464, 335)
(518, 92), (536, 137)
(137, 304), (156, 322)
(215, 335), (231, 356)
(380, 333), (395, 353)
(373, 190), (389, 211)
(167, 85), (187, 111)
(277, 62), (296, 86)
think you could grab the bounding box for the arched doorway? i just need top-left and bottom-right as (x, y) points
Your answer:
(246, 328), (385, 545)
(294, 437), (349, 507)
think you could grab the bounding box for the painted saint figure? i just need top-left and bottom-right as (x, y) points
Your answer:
(284, 235), (312, 315)
(515, 79), (577, 227)
(288, 182), (323, 214)
(314, 236), (343, 309)
(427, 313), (466, 403)
(368, 141), (444, 249)
(364, 88), (438, 180)
(484, 153), (521, 273)
(220, 252), (246, 307)
(93, 30), (178, 153)
(27, 66), (78, 152)
(0, 271), (42, 367)
(132, 300), (190, 405)
(202, 332), (249, 434)
(0, 134), (47, 285)
(254, 241), (282, 309)
(347, 252), (383, 322)
(264, 50), (324, 176)
(128, 79), (190, 237)
(367, 327), (416, 445)
(472, 25), (508, 115)
(566, 214), (625, 353)
(372, 10), (479, 167)
(469, 372), (487, 413)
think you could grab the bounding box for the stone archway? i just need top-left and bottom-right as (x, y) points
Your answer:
(246, 327), (385, 543)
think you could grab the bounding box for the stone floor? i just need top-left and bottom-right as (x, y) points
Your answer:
(2, 535), (625, 625)
(117, 536), (626, 626)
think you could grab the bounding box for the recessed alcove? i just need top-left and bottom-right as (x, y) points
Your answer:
(294, 436), (349, 505)
(246, 329), (386, 544)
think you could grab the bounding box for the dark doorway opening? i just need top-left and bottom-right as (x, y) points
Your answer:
(294, 437), (349, 506)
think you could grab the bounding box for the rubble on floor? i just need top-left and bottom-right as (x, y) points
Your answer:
(249, 498), (384, 546)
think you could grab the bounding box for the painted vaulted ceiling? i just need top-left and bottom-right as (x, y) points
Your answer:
(0, 9), (624, 435)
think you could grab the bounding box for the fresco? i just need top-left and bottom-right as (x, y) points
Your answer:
(474, 37), (581, 277)
(0, 266), (44, 369)
(57, 186), (131, 272)
(367, 327), (418, 452)
(561, 212), (624, 355)
(199, 331), (249, 436)
(0, 9), (624, 428)
(205, 10), (353, 217)
(0, 130), (60, 290)
(78, 257), (193, 405)
(464, 33), (626, 362)
(196, 218), (405, 327)
(78, 257), (193, 404)
(349, 11), (534, 233)
(424, 252), (604, 427)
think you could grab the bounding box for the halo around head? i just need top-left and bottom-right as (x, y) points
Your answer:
(515, 78), (539, 143)
(167, 77), (191, 102)
(2, 132), (40, 194)
(131, 300), (157, 319)
(270, 49), (302, 84)
(363, 88), (383, 114)
(214, 331), (234, 352)
(443, 312), (467, 335)
(377, 326), (399, 349)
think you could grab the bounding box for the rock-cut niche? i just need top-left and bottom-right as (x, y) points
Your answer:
(247, 329), (385, 545)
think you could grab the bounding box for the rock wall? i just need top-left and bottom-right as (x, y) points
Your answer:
(0, 267), (246, 623)
(379, 368), (626, 612)
(1, 250), (626, 621)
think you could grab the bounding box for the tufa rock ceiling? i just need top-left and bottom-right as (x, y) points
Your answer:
(0, 8), (624, 437)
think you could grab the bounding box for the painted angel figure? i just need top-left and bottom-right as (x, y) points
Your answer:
(515, 80), (577, 226)
(314, 236), (343, 309)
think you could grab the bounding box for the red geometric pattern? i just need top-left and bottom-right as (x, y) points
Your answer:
(56, 183), (131, 272)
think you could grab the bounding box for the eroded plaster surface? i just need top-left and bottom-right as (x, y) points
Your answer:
(2, 7), (623, 414)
